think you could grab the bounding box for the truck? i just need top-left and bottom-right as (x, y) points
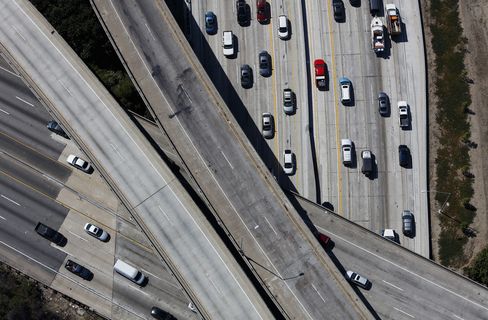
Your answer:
(314, 59), (327, 89)
(371, 17), (385, 53)
(398, 101), (409, 129)
(361, 150), (373, 177)
(35, 222), (66, 246)
(386, 4), (402, 36)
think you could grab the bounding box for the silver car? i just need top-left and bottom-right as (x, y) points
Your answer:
(346, 270), (370, 289)
(283, 149), (295, 175)
(283, 88), (296, 114)
(84, 223), (109, 242)
(261, 113), (274, 139)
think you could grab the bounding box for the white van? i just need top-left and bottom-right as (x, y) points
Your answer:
(339, 77), (352, 105)
(278, 15), (289, 40)
(114, 259), (146, 285)
(222, 31), (235, 57)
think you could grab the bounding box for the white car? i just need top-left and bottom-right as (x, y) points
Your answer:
(66, 154), (92, 173)
(341, 139), (353, 166)
(381, 228), (399, 243)
(84, 223), (109, 242)
(346, 270), (370, 289)
(283, 149), (295, 175)
(278, 15), (289, 40)
(261, 113), (274, 139)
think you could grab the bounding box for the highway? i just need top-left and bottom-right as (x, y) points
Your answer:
(0, 1), (274, 319)
(190, 0), (428, 258)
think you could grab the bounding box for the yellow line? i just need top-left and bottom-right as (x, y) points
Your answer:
(325, 0), (343, 215)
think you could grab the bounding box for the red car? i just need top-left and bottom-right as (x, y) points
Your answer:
(314, 59), (327, 89)
(256, 0), (268, 23)
(317, 232), (331, 249)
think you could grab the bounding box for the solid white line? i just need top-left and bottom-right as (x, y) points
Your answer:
(158, 205), (171, 223)
(323, 228), (488, 313)
(264, 217), (278, 236)
(221, 151), (234, 169)
(311, 283), (326, 303)
(453, 314), (465, 320)
(0, 66), (21, 77)
(15, 96), (34, 107)
(144, 23), (156, 40)
(382, 280), (404, 291)
(0, 215), (6, 220)
(1, 194), (20, 206)
(68, 230), (88, 242)
(394, 307), (415, 318)
(0, 108), (10, 114)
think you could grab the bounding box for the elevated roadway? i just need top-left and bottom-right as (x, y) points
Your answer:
(0, 1), (273, 319)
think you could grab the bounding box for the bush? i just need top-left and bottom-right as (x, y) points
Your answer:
(464, 246), (488, 286)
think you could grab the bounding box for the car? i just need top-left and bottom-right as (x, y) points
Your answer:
(261, 113), (274, 139)
(67, 154), (92, 173)
(222, 31), (235, 57)
(256, 0), (268, 24)
(332, 0), (345, 22)
(259, 51), (272, 77)
(277, 15), (289, 40)
(35, 222), (66, 246)
(378, 92), (390, 116)
(151, 306), (176, 320)
(402, 210), (415, 237)
(283, 149), (295, 175)
(47, 120), (69, 139)
(381, 229), (399, 243)
(240, 64), (253, 88)
(65, 259), (93, 280)
(316, 232), (331, 249)
(236, 0), (249, 26)
(349, 0), (360, 6)
(398, 145), (410, 168)
(283, 88), (296, 114)
(314, 59), (327, 89)
(188, 302), (197, 313)
(339, 77), (352, 105)
(204, 11), (217, 34)
(346, 270), (370, 289)
(341, 139), (353, 166)
(84, 223), (109, 242)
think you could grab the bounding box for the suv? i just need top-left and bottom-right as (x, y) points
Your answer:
(240, 64), (253, 88)
(256, 0), (268, 24)
(261, 113), (274, 139)
(35, 222), (66, 246)
(259, 51), (271, 77)
(339, 77), (352, 105)
(402, 210), (415, 237)
(378, 92), (390, 116)
(283, 149), (295, 175)
(277, 15), (289, 40)
(47, 120), (69, 139)
(65, 259), (93, 280)
(346, 271), (370, 289)
(398, 145), (410, 168)
(222, 31), (235, 57)
(283, 88), (296, 114)
(236, 0), (248, 26)
(332, 0), (345, 22)
(205, 11), (217, 34)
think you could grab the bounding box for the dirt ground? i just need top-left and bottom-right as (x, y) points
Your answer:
(421, 0), (488, 267)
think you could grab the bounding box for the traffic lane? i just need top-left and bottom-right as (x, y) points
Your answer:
(115, 238), (197, 320)
(0, 71), (66, 159)
(0, 172), (67, 272)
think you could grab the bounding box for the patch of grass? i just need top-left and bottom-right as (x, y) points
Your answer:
(429, 0), (474, 267)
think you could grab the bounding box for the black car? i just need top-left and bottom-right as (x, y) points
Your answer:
(332, 0), (345, 22)
(402, 210), (415, 237)
(258, 51), (272, 77)
(65, 260), (93, 281)
(398, 145), (411, 168)
(151, 307), (176, 320)
(236, 0), (249, 26)
(35, 222), (67, 246)
(240, 64), (253, 88)
(378, 92), (390, 116)
(47, 120), (69, 139)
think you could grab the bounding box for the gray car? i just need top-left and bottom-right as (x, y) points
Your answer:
(283, 88), (296, 114)
(241, 64), (253, 88)
(402, 210), (415, 237)
(259, 51), (272, 77)
(261, 113), (274, 139)
(378, 92), (390, 116)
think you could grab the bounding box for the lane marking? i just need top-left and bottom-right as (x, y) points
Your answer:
(68, 230), (88, 242)
(12, 25), (25, 41)
(158, 205), (171, 223)
(15, 96), (34, 107)
(382, 279), (404, 291)
(221, 151), (234, 169)
(394, 307), (415, 318)
(58, 80), (73, 96)
(0, 215), (6, 220)
(1, 194), (21, 206)
(453, 315), (465, 320)
(311, 283), (326, 303)
(144, 23), (156, 40)
(0, 65), (21, 77)
(0, 108), (10, 114)
(264, 217), (278, 236)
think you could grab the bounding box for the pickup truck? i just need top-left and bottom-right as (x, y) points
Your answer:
(398, 101), (409, 129)
(314, 59), (327, 90)
(35, 222), (66, 246)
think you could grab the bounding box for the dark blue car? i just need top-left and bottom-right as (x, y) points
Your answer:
(205, 11), (217, 34)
